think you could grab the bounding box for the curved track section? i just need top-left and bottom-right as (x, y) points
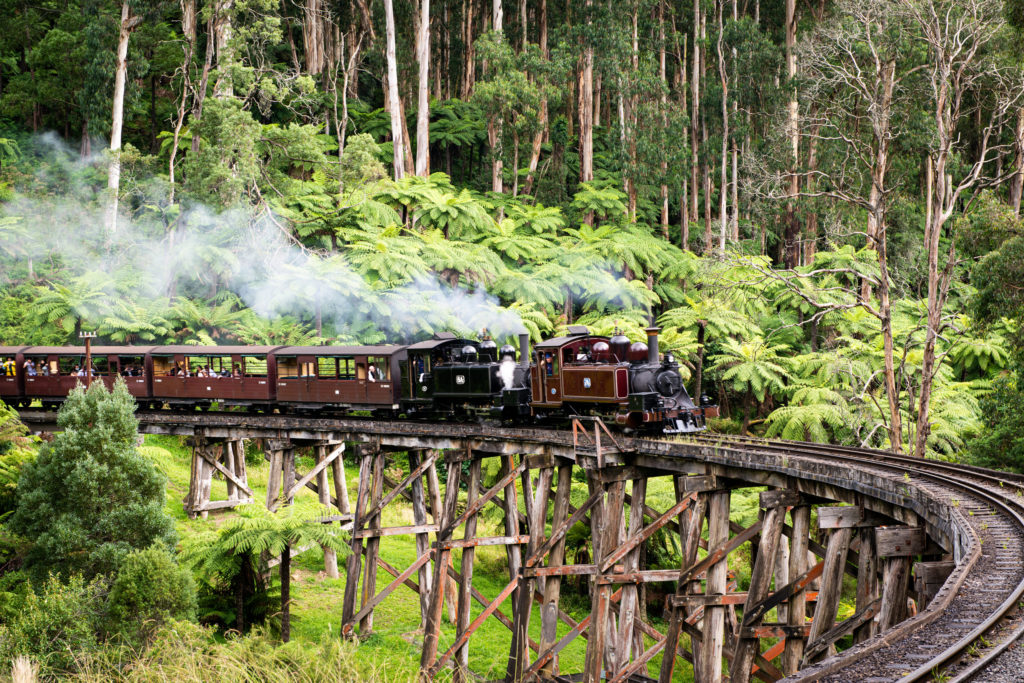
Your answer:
(681, 434), (1024, 683)
(17, 408), (1024, 681)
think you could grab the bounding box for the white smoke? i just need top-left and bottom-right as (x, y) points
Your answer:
(0, 135), (530, 344)
(499, 357), (516, 390)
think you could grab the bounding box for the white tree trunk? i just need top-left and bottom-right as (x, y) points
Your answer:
(213, 0), (235, 99)
(105, 1), (139, 236)
(415, 0), (431, 176)
(384, 0), (405, 180)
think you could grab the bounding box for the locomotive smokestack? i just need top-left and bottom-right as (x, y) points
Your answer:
(645, 327), (661, 365)
(518, 333), (530, 366)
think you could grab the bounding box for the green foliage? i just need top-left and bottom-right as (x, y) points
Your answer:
(107, 545), (197, 645)
(8, 380), (176, 581)
(0, 573), (108, 675)
(968, 355), (1024, 472)
(0, 400), (35, 514)
(183, 99), (263, 208)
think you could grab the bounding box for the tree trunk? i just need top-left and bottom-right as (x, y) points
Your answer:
(213, 0), (235, 99)
(1011, 106), (1024, 219)
(384, 0), (406, 180)
(625, 5), (639, 222)
(462, 0), (476, 98)
(302, 0), (323, 75)
(105, 1), (141, 237)
(694, 322), (706, 400)
(579, 0), (594, 224)
(280, 543), (291, 642)
(691, 0), (701, 226)
(783, 0), (800, 268)
(415, 0), (431, 176)
(522, 0), (547, 196)
(489, 0), (504, 199)
(659, 1), (669, 238)
(716, 0), (728, 253)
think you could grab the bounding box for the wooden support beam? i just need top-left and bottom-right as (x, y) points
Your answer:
(805, 527), (852, 662)
(732, 494), (789, 683)
(361, 450), (436, 523)
(876, 526), (926, 556)
(430, 576), (519, 676)
(359, 447), (384, 634)
(420, 459), (463, 671)
(817, 505), (889, 529)
(659, 488), (708, 683)
(407, 450), (432, 626)
(341, 449), (373, 634)
(855, 526), (879, 643)
(741, 624), (812, 639)
(283, 443), (344, 503)
(441, 456), (525, 538)
(877, 555), (912, 631)
(527, 490), (601, 568)
(741, 560), (824, 626)
(914, 560), (955, 608)
(784, 504), (811, 674)
(349, 551), (433, 626)
(453, 457), (481, 683)
(803, 599), (880, 661)
(507, 463), (552, 680)
(316, 444), (338, 578)
(680, 517), (764, 585)
(600, 493), (693, 572)
(699, 489), (731, 683)
(539, 463), (573, 678)
(439, 535), (530, 549)
(613, 478), (647, 673)
(264, 447), (283, 510)
(669, 593), (750, 607)
(353, 524), (439, 538)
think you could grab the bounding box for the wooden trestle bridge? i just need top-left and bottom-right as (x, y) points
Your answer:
(19, 409), (1024, 683)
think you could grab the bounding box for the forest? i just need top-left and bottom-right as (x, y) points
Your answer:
(2, 0), (1024, 679)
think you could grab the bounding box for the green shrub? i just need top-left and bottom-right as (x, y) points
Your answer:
(107, 546), (197, 645)
(0, 574), (108, 675)
(8, 381), (177, 581)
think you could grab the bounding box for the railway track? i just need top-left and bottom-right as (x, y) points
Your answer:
(18, 407), (1024, 681)
(678, 433), (1024, 683)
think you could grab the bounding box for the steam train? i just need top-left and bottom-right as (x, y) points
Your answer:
(0, 326), (715, 433)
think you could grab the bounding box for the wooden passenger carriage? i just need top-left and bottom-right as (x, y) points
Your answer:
(18, 346), (153, 405)
(149, 345), (282, 407)
(274, 345), (405, 410)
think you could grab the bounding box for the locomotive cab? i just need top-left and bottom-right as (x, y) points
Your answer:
(401, 333), (507, 415)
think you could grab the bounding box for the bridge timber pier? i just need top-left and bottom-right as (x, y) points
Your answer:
(19, 408), (1024, 682)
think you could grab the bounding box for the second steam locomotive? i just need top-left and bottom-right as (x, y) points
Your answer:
(0, 326), (715, 433)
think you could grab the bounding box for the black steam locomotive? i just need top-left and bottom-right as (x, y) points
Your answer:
(0, 326), (714, 433)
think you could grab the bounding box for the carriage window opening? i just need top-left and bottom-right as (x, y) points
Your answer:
(119, 356), (145, 377)
(339, 357), (355, 379)
(356, 363), (366, 380)
(300, 361), (315, 377)
(91, 357), (109, 375)
(275, 357), (297, 379)
(186, 357), (214, 376)
(317, 358), (338, 379)
(367, 357), (389, 381)
(152, 356), (173, 376)
(58, 356), (81, 375)
(243, 356), (268, 377)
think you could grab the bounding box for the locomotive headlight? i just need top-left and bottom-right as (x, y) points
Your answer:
(666, 352), (674, 363)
